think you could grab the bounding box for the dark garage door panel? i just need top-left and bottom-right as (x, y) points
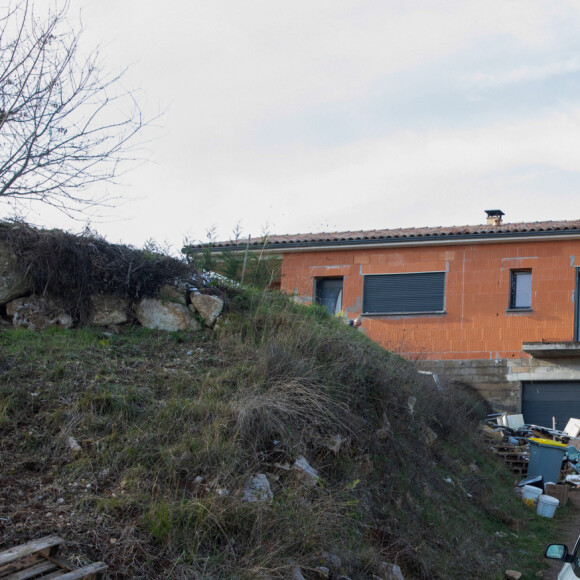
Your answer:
(522, 381), (580, 430)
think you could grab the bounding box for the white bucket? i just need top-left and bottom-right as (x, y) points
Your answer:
(537, 494), (559, 518)
(522, 485), (543, 507)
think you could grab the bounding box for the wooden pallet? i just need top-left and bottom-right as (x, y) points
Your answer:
(0, 535), (107, 579)
(490, 444), (528, 475)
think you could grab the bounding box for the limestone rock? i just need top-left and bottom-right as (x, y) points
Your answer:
(293, 455), (319, 487)
(190, 293), (224, 327)
(89, 294), (129, 326)
(136, 298), (201, 331)
(505, 571), (522, 580)
(292, 566), (306, 580)
(377, 562), (405, 580)
(160, 281), (188, 306)
(0, 240), (31, 304)
(242, 474), (273, 503)
(7, 296), (73, 330)
(314, 566), (330, 578)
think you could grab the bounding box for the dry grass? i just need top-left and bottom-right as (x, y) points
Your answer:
(0, 288), (562, 579)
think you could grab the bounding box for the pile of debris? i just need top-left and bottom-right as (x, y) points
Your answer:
(482, 413), (580, 516)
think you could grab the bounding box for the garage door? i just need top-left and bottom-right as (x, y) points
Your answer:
(522, 381), (580, 430)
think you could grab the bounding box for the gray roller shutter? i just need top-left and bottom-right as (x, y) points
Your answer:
(363, 272), (445, 314)
(522, 381), (580, 430)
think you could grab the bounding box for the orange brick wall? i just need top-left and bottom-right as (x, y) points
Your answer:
(280, 239), (580, 360)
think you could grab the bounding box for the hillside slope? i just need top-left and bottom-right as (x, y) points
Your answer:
(0, 287), (560, 579)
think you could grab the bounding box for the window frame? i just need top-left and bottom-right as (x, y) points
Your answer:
(362, 271), (446, 316)
(508, 269), (532, 311)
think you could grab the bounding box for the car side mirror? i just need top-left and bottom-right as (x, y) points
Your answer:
(545, 544), (572, 562)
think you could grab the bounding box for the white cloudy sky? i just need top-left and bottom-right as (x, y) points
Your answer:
(6, 1), (580, 250)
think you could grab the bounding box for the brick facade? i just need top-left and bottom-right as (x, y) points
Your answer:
(280, 239), (580, 362)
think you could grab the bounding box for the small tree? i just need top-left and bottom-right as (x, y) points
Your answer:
(0, 0), (144, 215)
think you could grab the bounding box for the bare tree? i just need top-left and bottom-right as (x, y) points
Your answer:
(0, 0), (144, 215)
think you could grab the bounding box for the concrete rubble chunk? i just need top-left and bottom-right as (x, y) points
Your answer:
(242, 474), (273, 503)
(7, 295), (73, 330)
(378, 562), (405, 580)
(136, 298), (201, 331)
(0, 240), (31, 304)
(293, 455), (319, 487)
(190, 293), (224, 327)
(89, 294), (129, 326)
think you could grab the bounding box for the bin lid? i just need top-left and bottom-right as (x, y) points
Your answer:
(529, 437), (567, 449)
(539, 495), (560, 506)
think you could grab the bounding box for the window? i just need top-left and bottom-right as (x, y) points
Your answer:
(314, 278), (343, 315)
(509, 270), (532, 310)
(362, 272), (446, 315)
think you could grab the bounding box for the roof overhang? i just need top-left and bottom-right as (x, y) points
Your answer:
(522, 342), (580, 358)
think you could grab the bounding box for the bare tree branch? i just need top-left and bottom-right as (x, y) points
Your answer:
(0, 0), (146, 215)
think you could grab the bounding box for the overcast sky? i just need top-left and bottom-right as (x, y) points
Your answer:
(8, 1), (580, 251)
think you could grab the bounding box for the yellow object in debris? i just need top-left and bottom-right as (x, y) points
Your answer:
(528, 437), (567, 448)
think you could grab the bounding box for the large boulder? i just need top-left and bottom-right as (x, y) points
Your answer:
(136, 298), (201, 331)
(89, 294), (129, 326)
(6, 296), (73, 331)
(0, 240), (31, 304)
(190, 293), (224, 327)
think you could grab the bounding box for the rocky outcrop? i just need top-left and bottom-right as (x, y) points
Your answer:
(0, 234), (226, 331)
(190, 293), (224, 328)
(136, 298), (201, 331)
(160, 281), (189, 306)
(0, 241), (31, 303)
(89, 295), (129, 326)
(6, 296), (73, 331)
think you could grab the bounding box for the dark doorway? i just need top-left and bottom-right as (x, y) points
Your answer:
(315, 278), (343, 316)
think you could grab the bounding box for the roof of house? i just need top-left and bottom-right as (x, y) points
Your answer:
(189, 219), (580, 252)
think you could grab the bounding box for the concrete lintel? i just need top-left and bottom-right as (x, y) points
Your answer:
(522, 342), (580, 358)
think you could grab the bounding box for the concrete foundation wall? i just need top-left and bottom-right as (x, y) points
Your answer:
(417, 358), (580, 413)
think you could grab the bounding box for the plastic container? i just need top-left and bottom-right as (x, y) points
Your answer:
(537, 494), (559, 518)
(522, 484), (543, 507)
(527, 438), (567, 484)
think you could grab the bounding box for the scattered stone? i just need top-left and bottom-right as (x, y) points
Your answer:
(377, 562), (405, 580)
(136, 298), (201, 331)
(190, 293), (224, 327)
(313, 566), (330, 578)
(293, 455), (319, 487)
(89, 294), (129, 326)
(422, 425), (438, 446)
(292, 566), (306, 580)
(243, 474), (273, 503)
(67, 437), (82, 454)
(505, 571), (522, 580)
(320, 552), (341, 572)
